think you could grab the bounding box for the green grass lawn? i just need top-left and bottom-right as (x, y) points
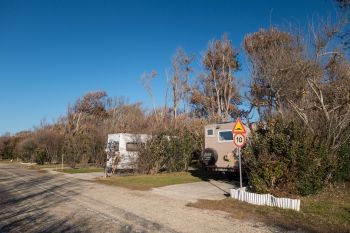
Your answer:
(96, 172), (202, 190)
(61, 167), (104, 174)
(31, 164), (68, 169)
(188, 183), (350, 233)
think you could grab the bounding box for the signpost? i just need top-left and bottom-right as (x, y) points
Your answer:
(232, 118), (246, 189)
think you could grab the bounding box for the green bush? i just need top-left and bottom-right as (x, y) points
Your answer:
(295, 140), (333, 195)
(334, 143), (350, 182)
(244, 119), (337, 196)
(16, 137), (37, 163)
(137, 128), (202, 174)
(34, 148), (47, 165)
(0, 136), (18, 160)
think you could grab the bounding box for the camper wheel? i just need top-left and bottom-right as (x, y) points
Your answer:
(202, 148), (218, 166)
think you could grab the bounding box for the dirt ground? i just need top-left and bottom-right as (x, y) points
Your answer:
(0, 163), (282, 233)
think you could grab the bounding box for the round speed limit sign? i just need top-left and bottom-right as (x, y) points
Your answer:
(234, 133), (246, 148)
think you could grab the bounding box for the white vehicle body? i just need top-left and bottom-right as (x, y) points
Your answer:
(106, 133), (150, 170)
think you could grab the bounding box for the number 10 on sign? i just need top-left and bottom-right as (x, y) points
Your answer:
(234, 133), (246, 147)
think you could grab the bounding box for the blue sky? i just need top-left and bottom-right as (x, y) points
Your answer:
(0, 0), (336, 134)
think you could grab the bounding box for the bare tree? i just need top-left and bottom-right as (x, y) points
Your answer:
(191, 34), (240, 121)
(171, 47), (194, 118)
(66, 91), (108, 134)
(244, 25), (350, 150)
(288, 19), (350, 149)
(164, 68), (171, 117)
(140, 70), (159, 121)
(244, 28), (309, 119)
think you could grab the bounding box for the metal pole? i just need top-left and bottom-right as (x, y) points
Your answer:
(238, 147), (242, 189)
(61, 154), (64, 170)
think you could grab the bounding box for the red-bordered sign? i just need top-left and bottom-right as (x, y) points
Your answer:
(232, 118), (246, 134)
(234, 133), (246, 148)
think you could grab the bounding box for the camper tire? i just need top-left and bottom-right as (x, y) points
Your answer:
(202, 148), (218, 166)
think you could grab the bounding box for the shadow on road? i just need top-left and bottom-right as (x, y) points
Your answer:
(188, 168), (249, 188)
(0, 167), (110, 233)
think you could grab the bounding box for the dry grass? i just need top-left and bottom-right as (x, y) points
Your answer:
(188, 183), (350, 233)
(96, 172), (202, 190)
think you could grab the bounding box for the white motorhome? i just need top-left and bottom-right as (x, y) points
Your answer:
(202, 121), (250, 173)
(105, 133), (150, 171)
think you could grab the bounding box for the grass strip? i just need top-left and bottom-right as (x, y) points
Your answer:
(96, 172), (202, 190)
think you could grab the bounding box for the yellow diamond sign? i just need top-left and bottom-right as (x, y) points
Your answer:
(232, 118), (246, 134)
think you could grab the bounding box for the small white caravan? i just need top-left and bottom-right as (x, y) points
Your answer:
(105, 133), (150, 170)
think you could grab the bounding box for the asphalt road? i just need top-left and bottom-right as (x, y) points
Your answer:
(0, 163), (276, 233)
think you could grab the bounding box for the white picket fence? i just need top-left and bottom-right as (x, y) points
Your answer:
(230, 188), (300, 211)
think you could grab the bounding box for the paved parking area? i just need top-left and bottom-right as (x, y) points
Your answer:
(44, 169), (105, 180)
(152, 180), (236, 202)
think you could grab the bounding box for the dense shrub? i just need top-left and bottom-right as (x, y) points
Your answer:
(334, 143), (350, 182)
(244, 119), (338, 196)
(16, 137), (38, 163)
(62, 129), (105, 168)
(34, 148), (47, 165)
(0, 136), (17, 160)
(137, 127), (202, 174)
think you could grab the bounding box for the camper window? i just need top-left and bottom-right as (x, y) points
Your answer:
(126, 142), (144, 152)
(218, 130), (233, 142)
(112, 142), (119, 151)
(107, 141), (119, 152)
(206, 129), (214, 136)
